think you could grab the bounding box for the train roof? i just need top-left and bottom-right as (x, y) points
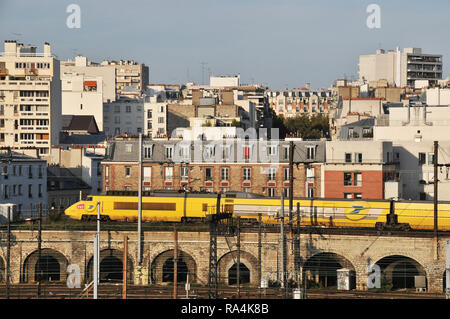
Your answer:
(97, 190), (450, 205)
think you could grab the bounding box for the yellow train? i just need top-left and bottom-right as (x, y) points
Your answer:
(64, 190), (450, 231)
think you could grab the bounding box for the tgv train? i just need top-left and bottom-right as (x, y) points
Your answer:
(64, 190), (450, 231)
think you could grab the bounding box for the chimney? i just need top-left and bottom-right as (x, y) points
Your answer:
(4, 40), (17, 57)
(44, 42), (51, 57)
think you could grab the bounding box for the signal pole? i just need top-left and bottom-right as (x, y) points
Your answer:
(37, 202), (42, 298)
(138, 133), (143, 265)
(6, 206), (11, 299)
(434, 140), (439, 260)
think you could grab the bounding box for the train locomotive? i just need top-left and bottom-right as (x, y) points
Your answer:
(64, 190), (450, 231)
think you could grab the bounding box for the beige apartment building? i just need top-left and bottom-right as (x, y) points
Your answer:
(100, 60), (149, 97)
(359, 47), (442, 88)
(0, 40), (61, 158)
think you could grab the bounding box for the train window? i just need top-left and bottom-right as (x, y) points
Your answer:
(202, 204), (208, 212)
(86, 196), (93, 201)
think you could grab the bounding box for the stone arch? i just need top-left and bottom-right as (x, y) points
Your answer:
(151, 249), (196, 284)
(218, 250), (258, 286)
(303, 252), (356, 289)
(86, 248), (134, 283)
(22, 248), (69, 283)
(374, 255), (427, 290)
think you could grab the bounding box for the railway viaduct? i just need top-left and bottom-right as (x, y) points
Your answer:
(0, 228), (449, 293)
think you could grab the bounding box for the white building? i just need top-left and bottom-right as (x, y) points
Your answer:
(358, 47), (443, 87)
(61, 72), (104, 131)
(103, 97), (144, 136)
(426, 87), (450, 106)
(0, 149), (47, 219)
(0, 40), (62, 158)
(61, 56), (116, 103)
(210, 74), (240, 87)
(374, 103), (450, 200)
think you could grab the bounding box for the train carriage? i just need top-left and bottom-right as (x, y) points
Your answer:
(64, 190), (450, 231)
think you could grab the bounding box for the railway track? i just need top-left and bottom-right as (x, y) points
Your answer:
(0, 284), (445, 299)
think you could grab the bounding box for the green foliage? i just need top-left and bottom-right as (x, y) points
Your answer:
(268, 110), (330, 139)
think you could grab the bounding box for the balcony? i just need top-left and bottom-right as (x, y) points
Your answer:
(24, 68), (38, 76)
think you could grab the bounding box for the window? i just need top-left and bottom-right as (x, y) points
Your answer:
(114, 116), (120, 124)
(222, 145), (232, 160)
(267, 144), (277, 156)
(105, 166), (109, 181)
(114, 105), (120, 113)
(344, 172), (353, 186)
(143, 167), (151, 182)
(147, 122), (152, 129)
(126, 105), (131, 113)
(204, 145), (215, 160)
(243, 187), (251, 193)
(284, 167), (290, 181)
(419, 153), (426, 165)
(283, 188), (290, 198)
(144, 146), (153, 158)
(147, 110), (152, 118)
(124, 186), (131, 191)
(158, 117), (164, 124)
(243, 167), (251, 181)
(125, 144), (132, 153)
(221, 167), (229, 181)
(428, 153), (435, 165)
(268, 187), (276, 197)
(243, 146), (251, 160)
(354, 193), (362, 199)
(345, 153), (352, 163)
(344, 193), (353, 199)
(354, 172), (362, 186)
(165, 167), (173, 181)
(268, 167), (276, 181)
(307, 187), (314, 198)
(165, 146), (173, 159)
(28, 184), (33, 198)
(28, 165), (33, 178)
(178, 145), (190, 160)
(205, 167), (213, 181)
(181, 167), (189, 181)
(307, 146), (316, 160)
(38, 184), (43, 197)
(282, 146), (289, 160)
(125, 166), (131, 177)
(355, 153), (363, 163)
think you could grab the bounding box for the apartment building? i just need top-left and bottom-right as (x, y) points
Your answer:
(324, 141), (398, 200)
(102, 137), (325, 198)
(0, 149), (47, 219)
(100, 59), (149, 97)
(359, 47), (443, 88)
(267, 88), (334, 118)
(61, 72), (104, 130)
(61, 55), (116, 103)
(0, 40), (62, 157)
(103, 97), (145, 136)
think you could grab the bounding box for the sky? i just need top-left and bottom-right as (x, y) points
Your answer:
(0, 0), (449, 90)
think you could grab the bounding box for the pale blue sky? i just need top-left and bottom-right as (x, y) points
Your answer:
(0, 0), (449, 89)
